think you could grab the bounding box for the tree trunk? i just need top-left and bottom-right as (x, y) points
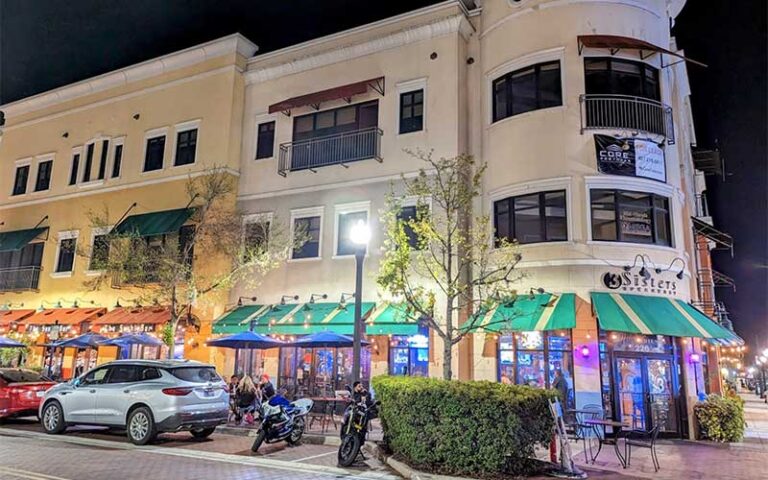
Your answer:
(442, 335), (453, 380)
(167, 315), (177, 360)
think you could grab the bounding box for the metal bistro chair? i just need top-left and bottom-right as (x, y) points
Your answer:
(571, 404), (604, 463)
(623, 404), (663, 472)
(308, 398), (338, 433)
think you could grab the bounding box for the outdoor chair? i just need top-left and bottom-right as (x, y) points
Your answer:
(308, 399), (338, 433)
(624, 408), (662, 471)
(569, 404), (604, 463)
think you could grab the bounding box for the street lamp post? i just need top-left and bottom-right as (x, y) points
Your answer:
(349, 220), (370, 383)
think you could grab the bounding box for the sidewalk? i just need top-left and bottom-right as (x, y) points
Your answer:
(741, 391), (768, 443)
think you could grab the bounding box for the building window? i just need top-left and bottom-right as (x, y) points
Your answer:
(292, 216), (321, 259)
(389, 327), (429, 376)
(69, 152), (80, 186)
(144, 135), (166, 172)
(82, 143), (95, 182)
(174, 128), (197, 166)
(399, 90), (424, 134)
(493, 190), (567, 245)
(585, 58), (660, 100)
(590, 189), (671, 246)
(244, 220), (270, 252)
(35, 160), (53, 192)
(0, 242), (44, 270)
(55, 236), (78, 274)
(97, 139), (109, 180)
(12, 165), (29, 196)
(336, 210), (368, 256)
(255, 121), (275, 159)
(294, 101), (378, 141)
(498, 331), (574, 408)
(397, 204), (427, 250)
(492, 61), (562, 122)
(89, 233), (110, 271)
(112, 144), (123, 178)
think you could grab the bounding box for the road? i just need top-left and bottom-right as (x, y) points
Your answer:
(0, 418), (398, 480)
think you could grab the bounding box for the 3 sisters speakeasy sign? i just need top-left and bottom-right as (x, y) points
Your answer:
(594, 134), (666, 182)
(601, 270), (678, 296)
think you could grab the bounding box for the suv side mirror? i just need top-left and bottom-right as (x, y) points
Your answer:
(71, 377), (81, 388)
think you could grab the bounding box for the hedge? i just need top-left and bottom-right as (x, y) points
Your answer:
(694, 394), (746, 442)
(371, 375), (556, 477)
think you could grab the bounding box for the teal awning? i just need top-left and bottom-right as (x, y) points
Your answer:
(113, 208), (194, 236)
(0, 227), (47, 252)
(591, 292), (743, 344)
(463, 294), (576, 333)
(212, 305), (268, 334)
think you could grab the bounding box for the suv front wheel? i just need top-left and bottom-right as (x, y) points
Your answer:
(41, 401), (66, 434)
(127, 406), (157, 445)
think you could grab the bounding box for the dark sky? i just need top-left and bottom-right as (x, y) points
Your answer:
(1, 1), (766, 351)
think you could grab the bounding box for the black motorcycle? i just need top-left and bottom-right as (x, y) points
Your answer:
(338, 394), (379, 467)
(250, 396), (312, 453)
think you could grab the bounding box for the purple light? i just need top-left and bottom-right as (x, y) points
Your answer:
(580, 346), (590, 357)
(690, 353), (701, 363)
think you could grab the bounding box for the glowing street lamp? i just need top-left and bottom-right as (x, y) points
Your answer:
(349, 220), (371, 382)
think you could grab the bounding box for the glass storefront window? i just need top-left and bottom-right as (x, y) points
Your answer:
(279, 345), (370, 398)
(235, 349), (264, 378)
(609, 332), (672, 354)
(389, 328), (430, 377)
(498, 330), (574, 408)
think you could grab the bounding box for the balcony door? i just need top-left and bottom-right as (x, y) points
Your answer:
(0, 242), (43, 291)
(584, 58), (660, 100)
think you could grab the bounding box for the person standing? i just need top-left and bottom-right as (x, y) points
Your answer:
(552, 369), (569, 407)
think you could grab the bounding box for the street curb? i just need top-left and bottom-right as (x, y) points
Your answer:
(365, 442), (469, 480)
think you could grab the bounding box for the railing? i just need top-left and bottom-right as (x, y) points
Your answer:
(580, 94), (675, 144)
(278, 127), (383, 176)
(0, 266), (41, 292)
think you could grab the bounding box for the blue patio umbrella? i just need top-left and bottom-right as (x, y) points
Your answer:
(287, 331), (370, 348)
(0, 336), (25, 348)
(207, 331), (285, 350)
(54, 333), (109, 349)
(100, 332), (163, 347)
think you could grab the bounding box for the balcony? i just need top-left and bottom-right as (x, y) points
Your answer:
(0, 266), (41, 292)
(278, 127), (382, 176)
(580, 94), (675, 144)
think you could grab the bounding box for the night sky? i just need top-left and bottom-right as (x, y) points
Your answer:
(1, 1), (765, 351)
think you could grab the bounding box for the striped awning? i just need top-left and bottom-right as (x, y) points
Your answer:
(0, 309), (35, 327)
(20, 308), (106, 326)
(591, 292), (743, 343)
(212, 305), (268, 334)
(364, 302), (421, 335)
(250, 302), (377, 335)
(463, 294), (576, 333)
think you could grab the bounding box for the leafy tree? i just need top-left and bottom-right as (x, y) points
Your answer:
(82, 168), (297, 356)
(377, 151), (524, 380)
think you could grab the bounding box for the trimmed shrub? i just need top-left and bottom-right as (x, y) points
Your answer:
(694, 394), (746, 442)
(372, 375), (556, 477)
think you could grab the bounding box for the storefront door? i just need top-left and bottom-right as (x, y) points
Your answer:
(615, 355), (677, 434)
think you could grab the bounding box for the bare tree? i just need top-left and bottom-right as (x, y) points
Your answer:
(82, 168), (297, 356)
(377, 151), (524, 379)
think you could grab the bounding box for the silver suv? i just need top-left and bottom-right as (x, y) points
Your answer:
(39, 359), (229, 445)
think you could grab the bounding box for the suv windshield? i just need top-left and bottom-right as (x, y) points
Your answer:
(167, 367), (220, 383)
(0, 369), (51, 383)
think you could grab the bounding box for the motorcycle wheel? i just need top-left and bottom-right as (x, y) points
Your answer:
(337, 434), (361, 467)
(251, 430), (267, 453)
(287, 418), (304, 445)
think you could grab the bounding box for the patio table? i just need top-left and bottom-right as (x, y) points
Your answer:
(584, 418), (630, 468)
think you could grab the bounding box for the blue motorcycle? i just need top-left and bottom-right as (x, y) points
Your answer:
(250, 396), (313, 453)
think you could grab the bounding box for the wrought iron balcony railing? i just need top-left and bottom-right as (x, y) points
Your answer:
(580, 94), (675, 144)
(278, 127), (383, 176)
(0, 266), (41, 292)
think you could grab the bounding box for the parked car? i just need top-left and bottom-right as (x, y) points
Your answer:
(39, 359), (228, 445)
(0, 368), (56, 420)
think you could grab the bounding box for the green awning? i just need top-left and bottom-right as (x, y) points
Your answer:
(212, 305), (268, 334)
(463, 294), (576, 333)
(364, 302), (421, 335)
(0, 227), (47, 252)
(591, 292), (742, 343)
(113, 208), (195, 236)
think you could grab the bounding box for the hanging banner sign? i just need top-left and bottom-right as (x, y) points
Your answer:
(594, 134), (666, 182)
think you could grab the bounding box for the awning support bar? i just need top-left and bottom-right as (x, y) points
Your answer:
(112, 202), (138, 233)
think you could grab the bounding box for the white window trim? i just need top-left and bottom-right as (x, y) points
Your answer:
(51, 230), (80, 278)
(396, 77), (427, 135)
(485, 47), (566, 126)
(584, 175), (677, 249)
(85, 225), (112, 276)
(31, 153), (55, 194)
(488, 177), (573, 248)
(11, 158), (33, 196)
(253, 113), (278, 160)
(109, 137), (126, 180)
(333, 200), (371, 259)
(171, 119), (201, 169)
(289, 206), (324, 262)
(141, 126), (169, 174)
